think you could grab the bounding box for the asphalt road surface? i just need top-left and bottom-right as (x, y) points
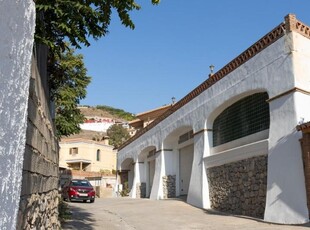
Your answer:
(62, 197), (310, 230)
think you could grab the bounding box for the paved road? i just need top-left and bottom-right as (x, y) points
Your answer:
(62, 197), (310, 230)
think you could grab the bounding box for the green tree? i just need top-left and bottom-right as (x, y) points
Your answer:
(107, 124), (130, 148)
(35, 0), (160, 55)
(34, 0), (159, 137)
(53, 46), (91, 137)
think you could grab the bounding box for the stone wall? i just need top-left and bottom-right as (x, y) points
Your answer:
(136, 183), (146, 198)
(17, 54), (60, 229)
(207, 155), (267, 219)
(163, 175), (176, 198)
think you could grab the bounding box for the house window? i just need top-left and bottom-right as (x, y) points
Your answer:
(178, 130), (193, 144)
(96, 149), (100, 161)
(69, 147), (78, 154)
(213, 92), (270, 147)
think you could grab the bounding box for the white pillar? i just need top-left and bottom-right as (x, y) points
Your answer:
(187, 130), (210, 209)
(150, 150), (164, 200)
(264, 93), (309, 224)
(129, 159), (140, 198)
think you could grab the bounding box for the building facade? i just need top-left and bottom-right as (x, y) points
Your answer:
(59, 138), (117, 173)
(129, 105), (172, 136)
(117, 14), (310, 224)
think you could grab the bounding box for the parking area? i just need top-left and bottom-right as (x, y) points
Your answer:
(62, 197), (310, 230)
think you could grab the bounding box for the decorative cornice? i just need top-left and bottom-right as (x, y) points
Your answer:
(119, 14), (309, 151)
(267, 87), (310, 103)
(297, 122), (310, 132)
(286, 14), (310, 39)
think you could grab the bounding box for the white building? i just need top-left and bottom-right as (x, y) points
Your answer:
(117, 14), (310, 224)
(80, 116), (115, 132)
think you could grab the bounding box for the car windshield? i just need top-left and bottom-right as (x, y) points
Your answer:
(71, 180), (91, 187)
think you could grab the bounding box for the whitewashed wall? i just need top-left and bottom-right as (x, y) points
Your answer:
(80, 122), (113, 132)
(0, 1), (35, 229)
(118, 29), (310, 223)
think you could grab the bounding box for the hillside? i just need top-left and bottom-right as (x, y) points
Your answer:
(79, 106), (114, 118)
(63, 105), (135, 141)
(78, 105), (135, 121)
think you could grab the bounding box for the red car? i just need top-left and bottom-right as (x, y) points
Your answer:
(62, 179), (96, 203)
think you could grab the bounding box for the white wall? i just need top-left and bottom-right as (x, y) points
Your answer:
(118, 30), (310, 224)
(80, 122), (113, 132)
(263, 32), (310, 224)
(0, 1), (35, 229)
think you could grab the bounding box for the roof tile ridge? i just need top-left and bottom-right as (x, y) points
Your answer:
(118, 15), (300, 151)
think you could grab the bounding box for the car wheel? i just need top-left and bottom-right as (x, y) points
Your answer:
(90, 199), (95, 203)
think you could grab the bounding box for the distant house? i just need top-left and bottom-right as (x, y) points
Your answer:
(80, 116), (115, 132)
(59, 138), (116, 173)
(129, 104), (172, 136)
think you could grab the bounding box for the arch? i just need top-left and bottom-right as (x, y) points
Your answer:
(119, 158), (135, 195)
(138, 146), (156, 198)
(163, 126), (193, 149)
(138, 146), (156, 162)
(207, 90), (268, 129)
(212, 92), (270, 147)
(162, 125), (194, 198)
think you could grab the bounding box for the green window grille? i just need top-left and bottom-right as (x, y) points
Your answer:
(213, 92), (270, 147)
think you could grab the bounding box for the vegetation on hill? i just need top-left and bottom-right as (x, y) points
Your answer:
(96, 105), (136, 121)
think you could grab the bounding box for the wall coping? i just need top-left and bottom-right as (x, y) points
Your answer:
(119, 14), (309, 151)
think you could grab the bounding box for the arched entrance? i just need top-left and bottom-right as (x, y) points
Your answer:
(119, 158), (134, 195)
(179, 143), (194, 195)
(138, 146), (156, 198)
(163, 126), (194, 199)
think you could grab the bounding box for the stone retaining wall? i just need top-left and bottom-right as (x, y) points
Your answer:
(17, 54), (60, 229)
(207, 155), (267, 219)
(163, 175), (176, 198)
(136, 183), (146, 198)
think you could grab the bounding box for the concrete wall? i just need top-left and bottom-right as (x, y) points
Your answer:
(117, 19), (310, 224)
(0, 1), (35, 229)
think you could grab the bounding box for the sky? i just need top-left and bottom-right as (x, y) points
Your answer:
(79, 0), (310, 115)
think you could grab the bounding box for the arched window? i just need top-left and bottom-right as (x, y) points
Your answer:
(96, 149), (100, 161)
(213, 92), (270, 147)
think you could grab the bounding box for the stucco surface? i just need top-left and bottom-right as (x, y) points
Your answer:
(0, 1), (35, 229)
(118, 29), (310, 224)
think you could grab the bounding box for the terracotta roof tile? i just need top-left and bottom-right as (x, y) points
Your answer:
(119, 14), (309, 150)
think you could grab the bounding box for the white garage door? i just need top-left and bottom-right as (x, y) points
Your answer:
(179, 144), (194, 195)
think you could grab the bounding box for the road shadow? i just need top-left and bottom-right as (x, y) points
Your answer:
(62, 202), (96, 230)
(204, 209), (310, 228)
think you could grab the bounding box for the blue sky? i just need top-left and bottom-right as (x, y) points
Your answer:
(79, 0), (310, 114)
